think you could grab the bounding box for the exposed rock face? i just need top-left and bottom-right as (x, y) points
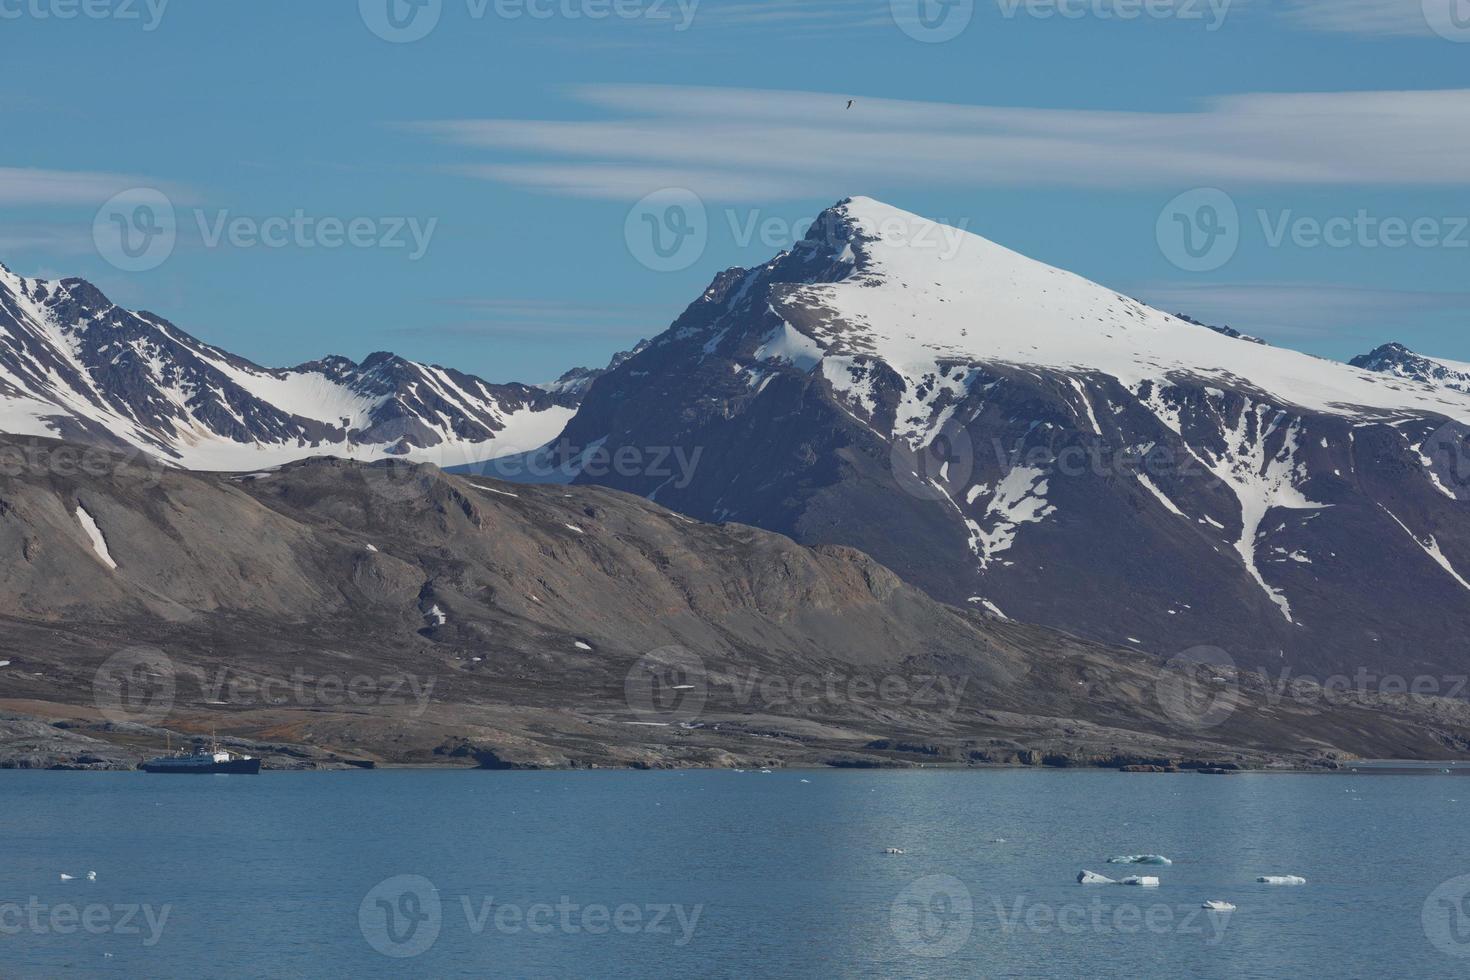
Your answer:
(0, 263), (577, 470)
(551, 197), (1470, 678)
(0, 435), (1467, 770)
(1351, 342), (1470, 395)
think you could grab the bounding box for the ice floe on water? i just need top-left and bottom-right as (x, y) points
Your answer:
(1107, 854), (1172, 865)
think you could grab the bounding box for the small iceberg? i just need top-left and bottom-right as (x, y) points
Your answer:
(59, 873), (75, 881)
(883, 848), (906, 855)
(1120, 875), (1160, 887)
(1256, 875), (1306, 885)
(1107, 854), (1172, 865)
(1202, 900), (1236, 911)
(1077, 870), (1115, 884)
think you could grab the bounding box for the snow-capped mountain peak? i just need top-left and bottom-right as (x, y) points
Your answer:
(755, 197), (1470, 422)
(1350, 342), (1470, 395)
(0, 266), (578, 470)
(559, 195), (1470, 677)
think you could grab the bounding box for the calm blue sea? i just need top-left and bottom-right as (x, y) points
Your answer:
(2, 768), (1468, 978)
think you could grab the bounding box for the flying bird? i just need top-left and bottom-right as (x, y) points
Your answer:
(846, 99), (854, 110)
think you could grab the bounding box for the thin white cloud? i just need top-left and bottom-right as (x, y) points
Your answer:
(0, 167), (160, 206)
(393, 297), (667, 339)
(0, 225), (96, 254)
(1133, 281), (1470, 341)
(689, 0), (891, 29)
(1282, 0), (1450, 37)
(409, 84), (1470, 201)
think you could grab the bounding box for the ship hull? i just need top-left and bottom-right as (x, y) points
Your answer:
(141, 758), (262, 774)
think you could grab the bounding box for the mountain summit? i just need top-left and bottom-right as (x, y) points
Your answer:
(0, 265), (577, 470)
(554, 196), (1470, 676)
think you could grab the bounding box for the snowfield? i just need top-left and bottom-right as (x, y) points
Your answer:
(0, 262), (575, 472)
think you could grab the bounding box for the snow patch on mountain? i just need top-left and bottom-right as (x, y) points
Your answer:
(0, 265), (579, 471)
(1378, 505), (1470, 595)
(1194, 406), (1325, 624)
(753, 321), (823, 372)
(968, 465), (1056, 568)
(793, 198), (1470, 424)
(74, 503), (116, 570)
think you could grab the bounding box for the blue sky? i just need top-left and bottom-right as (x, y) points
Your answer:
(4, 0), (1469, 382)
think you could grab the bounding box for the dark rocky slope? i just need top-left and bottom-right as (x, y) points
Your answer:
(0, 435), (1466, 770)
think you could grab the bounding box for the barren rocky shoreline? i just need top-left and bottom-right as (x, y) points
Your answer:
(1, 438), (1467, 774)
